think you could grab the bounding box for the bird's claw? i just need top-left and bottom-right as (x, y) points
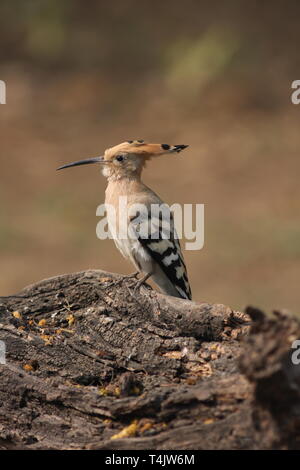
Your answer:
(123, 271), (139, 280)
(125, 273), (152, 298)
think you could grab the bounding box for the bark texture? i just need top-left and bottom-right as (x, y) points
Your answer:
(0, 270), (299, 449)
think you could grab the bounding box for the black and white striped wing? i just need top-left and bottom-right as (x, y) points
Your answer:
(130, 205), (192, 300)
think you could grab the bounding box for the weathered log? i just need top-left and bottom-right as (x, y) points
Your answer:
(0, 270), (298, 449)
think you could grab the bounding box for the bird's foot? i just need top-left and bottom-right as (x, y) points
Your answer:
(125, 272), (153, 299)
(109, 271), (140, 289)
(131, 272), (152, 295)
(122, 271), (140, 290)
(123, 271), (140, 280)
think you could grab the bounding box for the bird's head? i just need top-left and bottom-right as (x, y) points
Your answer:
(57, 140), (189, 180)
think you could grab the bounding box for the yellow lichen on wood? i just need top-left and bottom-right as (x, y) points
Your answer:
(110, 420), (138, 440)
(139, 421), (154, 433)
(40, 334), (53, 345)
(163, 351), (182, 359)
(12, 311), (21, 319)
(67, 314), (75, 326)
(203, 418), (215, 424)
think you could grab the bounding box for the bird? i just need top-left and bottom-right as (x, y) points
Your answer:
(57, 140), (192, 300)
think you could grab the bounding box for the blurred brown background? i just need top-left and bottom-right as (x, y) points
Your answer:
(0, 0), (299, 313)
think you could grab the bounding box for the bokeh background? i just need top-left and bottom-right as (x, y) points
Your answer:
(0, 0), (299, 313)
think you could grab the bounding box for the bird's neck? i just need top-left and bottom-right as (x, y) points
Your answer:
(105, 175), (146, 201)
(106, 171), (141, 183)
(103, 161), (143, 183)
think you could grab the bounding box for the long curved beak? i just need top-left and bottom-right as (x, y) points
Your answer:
(57, 156), (105, 170)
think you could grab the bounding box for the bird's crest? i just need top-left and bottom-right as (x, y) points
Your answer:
(104, 140), (188, 161)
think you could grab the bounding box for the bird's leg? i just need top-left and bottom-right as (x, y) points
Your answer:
(124, 271), (153, 299)
(132, 271), (153, 295)
(109, 271), (140, 289)
(122, 271), (140, 280)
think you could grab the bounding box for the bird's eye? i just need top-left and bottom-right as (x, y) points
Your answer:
(116, 155), (124, 162)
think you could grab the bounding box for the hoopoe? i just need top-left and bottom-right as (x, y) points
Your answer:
(57, 140), (192, 300)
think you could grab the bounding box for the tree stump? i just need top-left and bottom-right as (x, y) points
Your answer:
(0, 270), (299, 449)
